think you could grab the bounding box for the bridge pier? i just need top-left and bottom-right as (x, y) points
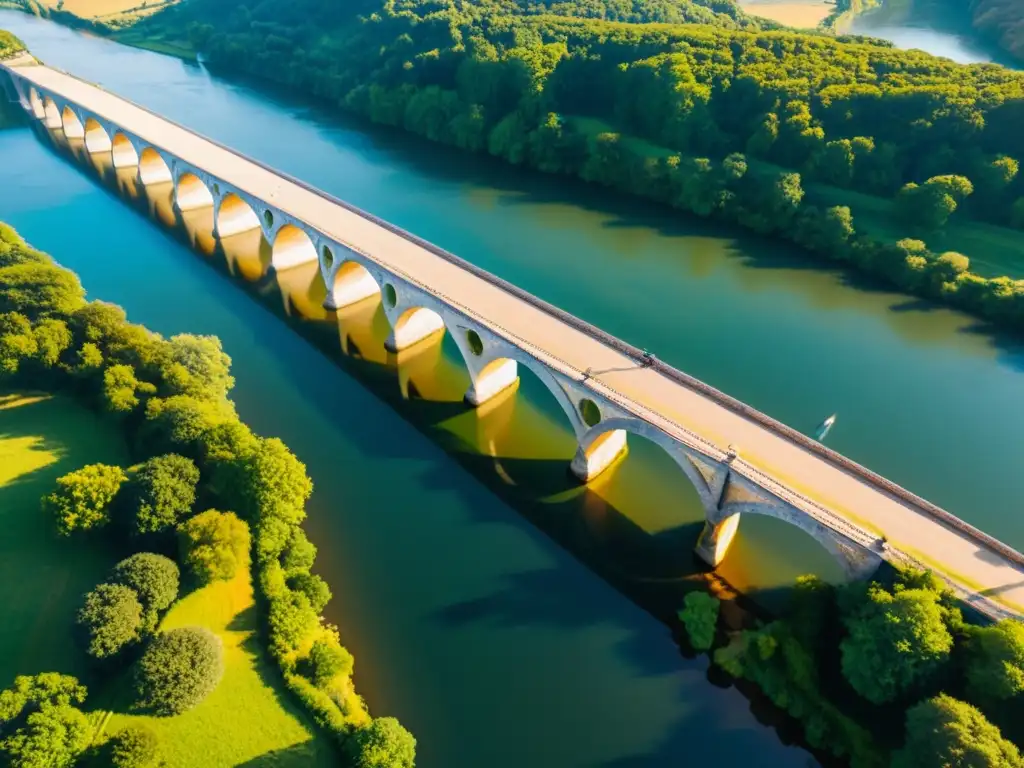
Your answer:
(695, 515), (741, 568)
(464, 358), (519, 407)
(570, 429), (628, 482)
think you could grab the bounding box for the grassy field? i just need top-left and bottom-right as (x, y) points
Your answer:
(0, 390), (335, 765)
(806, 182), (1024, 279)
(0, 391), (129, 688)
(739, 0), (835, 28)
(25, 0), (176, 22)
(101, 572), (338, 767)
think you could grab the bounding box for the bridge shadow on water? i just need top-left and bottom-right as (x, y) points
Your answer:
(34, 121), (855, 765)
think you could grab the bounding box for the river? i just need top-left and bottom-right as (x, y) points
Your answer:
(2, 11), (1024, 767)
(848, 0), (1017, 66)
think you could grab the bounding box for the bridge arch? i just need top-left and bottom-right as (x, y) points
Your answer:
(138, 147), (172, 185)
(271, 224), (319, 272)
(111, 132), (139, 168)
(42, 96), (61, 129)
(175, 171), (214, 211)
(216, 192), (261, 239)
(83, 118), (112, 154)
(60, 106), (85, 140)
(577, 417), (719, 499)
(28, 88), (44, 120)
(700, 498), (882, 581)
(324, 257), (380, 310)
(386, 305), (446, 354)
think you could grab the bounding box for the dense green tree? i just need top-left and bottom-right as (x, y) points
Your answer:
(281, 527), (318, 574)
(142, 394), (235, 457)
(897, 175), (974, 230)
(0, 674), (86, 725)
(0, 261), (84, 318)
(966, 621), (1024, 709)
(31, 318), (71, 368)
(123, 453), (200, 536)
(134, 627), (224, 715)
(267, 590), (320, 660)
(107, 725), (160, 768)
(44, 463), (128, 536)
(302, 635), (354, 687)
(110, 553), (180, 631)
(76, 583), (143, 659)
(102, 363), (145, 414)
(893, 694), (1023, 768)
(287, 572), (332, 613)
(0, 705), (90, 768)
(159, 334), (234, 402)
(840, 583), (953, 704)
(178, 509), (251, 584)
(678, 591), (719, 651)
(345, 717), (417, 768)
(0, 312), (36, 375)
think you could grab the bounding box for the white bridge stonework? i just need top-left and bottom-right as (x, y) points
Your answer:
(8, 57), (1024, 620)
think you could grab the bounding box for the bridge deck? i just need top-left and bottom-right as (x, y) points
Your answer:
(12, 60), (1024, 617)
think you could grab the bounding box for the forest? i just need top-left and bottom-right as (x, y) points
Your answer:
(119, 0), (1024, 329)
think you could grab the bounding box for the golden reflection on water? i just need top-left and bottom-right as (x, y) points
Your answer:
(39, 120), (872, 600)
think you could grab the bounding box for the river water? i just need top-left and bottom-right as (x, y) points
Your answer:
(848, 1), (1017, 67)
(2, 11), (1024, 767)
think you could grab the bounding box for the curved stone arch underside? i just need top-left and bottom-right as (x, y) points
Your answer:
(322, 256), (380, 310)
(138, 146), (172, 185)
(175, 171), (215, 212)
(42, 95), (61, 130)
(83, 117), (112, 153)
(386, 305), (446, 354)
(28, 87), (45, 120)
(216, 192), (262, 239)
(714, 500), (882, 580)
(579, 417), (721, 503)
(111, 132), (140, 168)
(60, 106), (84, 140)
(271, 223), (319, 272)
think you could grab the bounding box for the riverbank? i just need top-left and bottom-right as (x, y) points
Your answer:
(0, 217), (412, 764)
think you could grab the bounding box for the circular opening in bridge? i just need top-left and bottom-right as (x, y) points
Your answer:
(579, 398), (601, 427)
(466, 329), (484, 356)
(263, 210), (274, 229)
(384, 283), (397, 309)
(322, 245), (334, 270)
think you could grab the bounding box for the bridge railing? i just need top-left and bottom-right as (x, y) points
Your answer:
(14, 61), (1024, 581)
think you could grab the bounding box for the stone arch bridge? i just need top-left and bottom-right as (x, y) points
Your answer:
(5, 55), (1024, 620)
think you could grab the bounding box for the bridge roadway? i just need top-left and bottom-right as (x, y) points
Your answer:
(7, 56), (1024, 620)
